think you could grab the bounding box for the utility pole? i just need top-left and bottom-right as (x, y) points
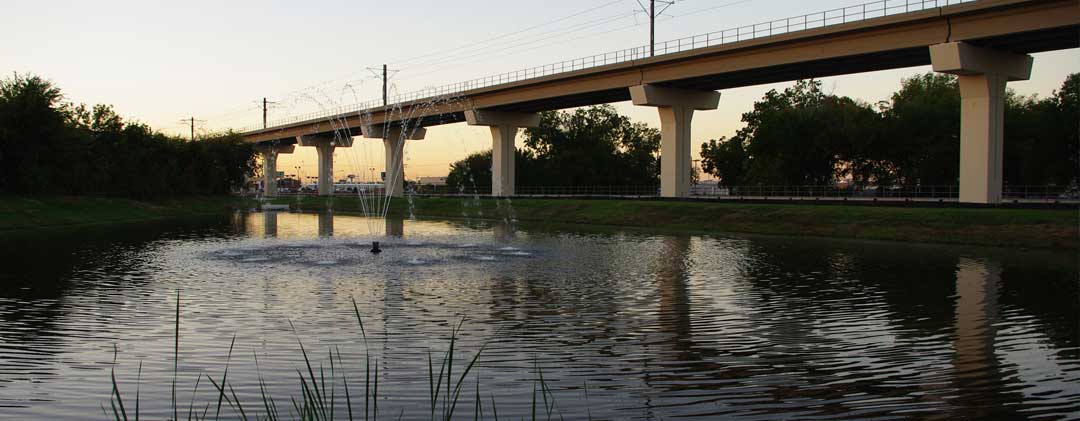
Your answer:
(178, 117), (205, 141)
(262, 97), (278, 129)
(650, 0), (655, 57)
(367, 65), (399, 107)
(638, 0), (674, 57)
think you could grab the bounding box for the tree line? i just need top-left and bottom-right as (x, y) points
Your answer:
(449, 73), (1077, 191)
(702, 73), (1078, 187)
(447, 105), (664, 191)
(0, 74), (255, 198)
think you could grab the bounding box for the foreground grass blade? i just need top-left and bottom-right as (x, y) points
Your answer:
(213, 334), (237, 420)
(135, 361), (142, 421)
(110, 345), (128, 421)
(173, 290), (180, 421)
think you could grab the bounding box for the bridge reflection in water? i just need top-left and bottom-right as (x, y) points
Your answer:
(0, 212), (1075, 419)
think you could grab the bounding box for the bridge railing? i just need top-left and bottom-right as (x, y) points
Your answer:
(243, 0), (978, 133)
(651, 0), (973, 56)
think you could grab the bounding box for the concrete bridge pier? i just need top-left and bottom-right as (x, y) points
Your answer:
(931, 42), (1033, 204)
(254, 142), (295, 197)
(298, 135), (353, 196)
(464, 110), (541, 197)
(631, 85), (720, 198)
(362, 125), (427, 197)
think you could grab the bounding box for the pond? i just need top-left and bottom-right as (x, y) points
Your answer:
(0, 211), (1076, 419)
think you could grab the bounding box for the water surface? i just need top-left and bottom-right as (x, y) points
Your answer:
(0, 211), (1076, 419)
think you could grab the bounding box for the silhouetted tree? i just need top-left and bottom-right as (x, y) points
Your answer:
(701, 73), (1078, 189)
(701, 80), (877, 186)
(880, 73), (962, 186)
(448, 105), (661, 190)
(524, 105), (660, 186)
(0, 73), (255, 197)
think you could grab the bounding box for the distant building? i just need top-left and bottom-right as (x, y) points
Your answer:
(418, 176), (448, 186)
(277, 178), (301, 189)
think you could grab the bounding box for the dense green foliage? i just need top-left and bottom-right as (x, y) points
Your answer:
(702, 73), (1079, 187)
(0, 74), (256, 197)
(447, 105), (661, 190)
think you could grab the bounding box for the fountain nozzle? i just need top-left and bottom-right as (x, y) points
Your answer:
(370, 241), (382, 254)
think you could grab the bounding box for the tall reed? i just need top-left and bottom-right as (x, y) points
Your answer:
(103, 291), (564, 420)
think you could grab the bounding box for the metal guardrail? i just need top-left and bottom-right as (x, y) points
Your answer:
(242, 0), (976, 133)
(692, 185), (1077, 200)
(401, 184), (1077, 202)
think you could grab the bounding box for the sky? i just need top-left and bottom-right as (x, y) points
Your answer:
(3, 0), (1077, 181)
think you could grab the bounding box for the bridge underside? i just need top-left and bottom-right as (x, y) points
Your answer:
(490, 26), (1077, 113)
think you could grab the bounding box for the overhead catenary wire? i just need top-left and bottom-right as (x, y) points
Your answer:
(389, 0), (630, 68)
(395, 0), (753, 83)
(395, 11), (642, 73)
(226, 0), (760, 131)
(219, 2), (636, 131)
(237, 0), (634, 118)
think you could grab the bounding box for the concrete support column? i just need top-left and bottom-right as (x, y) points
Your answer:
(298, 135), (353, 196)
(384, 136), (405, 197)
(930, 42), (1032, 204)
(362, 124), (426, 197)
(464, 110), (540, 197)
(630, 85), (720, 198)
(255, 142), (295, 197)
(317, 142), (335, 195)
(262, 150), (278, 197)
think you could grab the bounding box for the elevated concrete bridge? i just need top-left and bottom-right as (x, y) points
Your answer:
(243, 0), (1079, 204)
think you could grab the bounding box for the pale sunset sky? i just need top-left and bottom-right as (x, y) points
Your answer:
(3, 0), (1076, 181)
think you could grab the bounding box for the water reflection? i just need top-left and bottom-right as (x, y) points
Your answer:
(263, 210), (278, 238)
(492, 220), (517, 242)
(385, 216), (403, 237)
(318, 211), (334, 237)
(0, 212), (1075, 419)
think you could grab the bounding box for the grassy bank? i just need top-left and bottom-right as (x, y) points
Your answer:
(2, 195), (1074, 249)
(0, 196), (254, 231)
(276, 196), (1078, 249)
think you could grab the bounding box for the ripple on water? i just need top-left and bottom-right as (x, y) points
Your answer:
(0, 213), (1075, 420)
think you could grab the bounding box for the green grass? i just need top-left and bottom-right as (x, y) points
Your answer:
(0, 196), (256, 232)
(277, 196), (1079, 249)
(1, 194), (1073, 249)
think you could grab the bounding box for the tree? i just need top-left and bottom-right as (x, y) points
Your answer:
(0, 73), (256, 197)
(450, 105), (662, 191)
(0, 73), (70, 193)
(1003, 74), (1080, 187)
(524, 105), (660, 186)
(880, 73), (961, 186)
(445, 149), (540, 193)
(699, 136), (746, 185)
(446, 150), (492, 192)
(700, 80), (877, 186)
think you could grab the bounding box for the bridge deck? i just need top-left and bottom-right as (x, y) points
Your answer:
(243, 0), (1079, 144)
